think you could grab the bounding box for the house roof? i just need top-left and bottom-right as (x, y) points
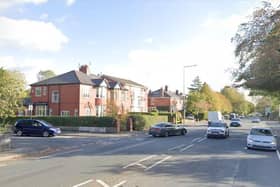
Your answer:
(149, 88), (181, 98)
(30, 70), (94, 86)
(101, 74), (146, 88)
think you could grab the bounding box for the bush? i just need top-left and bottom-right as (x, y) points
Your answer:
(128, 113), (168, 130)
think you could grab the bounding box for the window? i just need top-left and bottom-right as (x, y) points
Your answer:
(82, 86), (90, 97)
(35, 105), (47, 116)
(52, 91), (59, 103)
(43, 86), (47, 96)
(35, 87), (42, 97)
(61, 111), (70, 116)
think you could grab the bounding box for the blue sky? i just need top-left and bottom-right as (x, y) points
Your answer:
(0, 0), (278, 92)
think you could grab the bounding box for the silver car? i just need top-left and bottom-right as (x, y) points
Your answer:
(247, 127), (277, 151)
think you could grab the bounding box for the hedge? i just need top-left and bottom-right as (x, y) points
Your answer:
(2, 116), (115, 127)
(128, 113), (168, 131)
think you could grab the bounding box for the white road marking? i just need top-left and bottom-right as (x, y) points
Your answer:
(72, 179), (93, 187)
(113, 180), (127, 187)
(168, 144), (185, 151)
(96, 180), (110, 187)
(145, 155), (172, 171)
(180, 144), (194, 152)
(96, 180), (127, 187)
(197, 137), (206, 143)
(277, 150), (280, 161)
(104, 140), (153, 155)
(39, 149), (81, 159)
(123, 155), (156, 169)
(191, 137), (201, 143)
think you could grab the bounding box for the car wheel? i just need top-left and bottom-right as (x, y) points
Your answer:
(152, 134), (157, 137)
(16, 130), (23, 136)
(164, 131), (169, 137)
(43, 131), (49, 137)
(181, 129), (187, 136)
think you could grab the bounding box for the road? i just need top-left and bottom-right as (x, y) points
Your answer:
(0, 120), (279, 187)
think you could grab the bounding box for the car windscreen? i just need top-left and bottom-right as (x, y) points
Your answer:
(250, 129), (272, 136)
(209, 123), (225, 127)
(231, 118), (240, 121)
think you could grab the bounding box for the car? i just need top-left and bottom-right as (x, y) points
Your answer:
(207, 122), (229, 138)
(149, 122), (187, 137)
(247, 127), (277, 151)
(251, 117), (261, 123)
(14, 119), (61, 137)
(186, 114), (195, 120)
(230, 118), (241, 127)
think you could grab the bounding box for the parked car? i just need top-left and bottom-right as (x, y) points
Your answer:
(247, 127), (277, 151)
(149, 122), (187, 137)
(230, 118), (241, 127)
(251, 117), (261, 123)
(14, 119), (61, 137)
(186, 114), (195, 120)
(207, 122), (229, 138)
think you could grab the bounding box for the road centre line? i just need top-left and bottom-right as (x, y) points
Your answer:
(39, 149), (81, 159)
(113, 180), (127, 187)
(180, 144), (194, 152)
(144, 155), (172, 171)
(197, 137), (206, 143)
(72, 179), (93, 187)
(104, 140), (153, 155)
(168, 144), (185, 151)
(277, 150), (280, 161)
(123, 155), (156, 169)
(191, 137), (201, 143)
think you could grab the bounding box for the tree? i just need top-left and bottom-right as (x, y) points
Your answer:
(37, 70), (56, 81)
(232, 1), (280, 92)
(188, 76), (203, 92)
(0, 68), (26, 123)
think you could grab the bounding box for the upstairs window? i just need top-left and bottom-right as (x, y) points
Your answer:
(35, 87), (42, 97)
(52, 91), (59, 103)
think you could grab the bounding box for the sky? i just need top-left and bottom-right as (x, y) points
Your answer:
(0, 0), (280, 93)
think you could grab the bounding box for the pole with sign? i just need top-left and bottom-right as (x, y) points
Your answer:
(28, 104), (33, 119)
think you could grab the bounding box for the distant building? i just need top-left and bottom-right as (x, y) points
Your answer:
(148, 85), (184, 112)
(30, 65), (148, 117)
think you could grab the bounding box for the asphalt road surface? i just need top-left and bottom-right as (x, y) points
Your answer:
(0, 120), (279, 187)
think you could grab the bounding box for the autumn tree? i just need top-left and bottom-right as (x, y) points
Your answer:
(232, 1), (280, 92)
(37, 70), (56, 81)
(188, 76), (203, 92)
(0, 68), (26, 124)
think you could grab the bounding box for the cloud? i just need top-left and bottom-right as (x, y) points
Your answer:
(0, 0), (47, 9)
(0, 17), (68, 52)
(144, 37), (153, 44)
(66, 0), (75, 6)
(40, 13), (48, 20)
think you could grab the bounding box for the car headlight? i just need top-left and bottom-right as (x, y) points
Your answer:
(247, 138), (253, 143)
(271, 139), (276, 144)
(49, 128), (56, 132)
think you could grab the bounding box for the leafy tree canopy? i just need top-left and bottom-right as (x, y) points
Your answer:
(37, 70), (56, 81)
(188, 76), (203, 92)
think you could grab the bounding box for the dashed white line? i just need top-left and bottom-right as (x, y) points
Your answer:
(191, 137), (201, 143)
(0, 164), (7, 168)
(180, 144), (194, 152)
(39, 149), (81, 159)
(197, 137), (206, 143)
(72, 179), (93, 187)
(168, 144), (185, 151)
(113, 180), (127, 187)
(277, 150), (280, 161)
(123, 155), (156, 169)
(144, 155), (172, 171)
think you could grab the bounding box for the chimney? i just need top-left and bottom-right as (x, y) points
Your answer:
(176, 90), (179, 95)
(165, 85), (168, 92)
(79, 65), (90, 75)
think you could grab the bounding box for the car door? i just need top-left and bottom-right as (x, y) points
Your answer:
(31, 120), (44, 135)
(165, 124), (176, 135)
(22, 120), (34, 135)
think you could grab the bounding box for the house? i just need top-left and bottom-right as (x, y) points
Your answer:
(30, 65), (148, 117)
(148, 85), (184, 113)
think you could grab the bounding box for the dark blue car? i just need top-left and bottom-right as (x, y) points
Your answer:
(14, 119), (61, 137)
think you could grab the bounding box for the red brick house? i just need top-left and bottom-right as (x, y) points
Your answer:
(148, 86), (184, 113)
(30, 65), (148, 116)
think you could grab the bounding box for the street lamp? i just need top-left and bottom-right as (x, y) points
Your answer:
(183, 64), (197, 124)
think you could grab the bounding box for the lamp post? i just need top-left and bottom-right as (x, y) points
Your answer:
(183, 64), (197, 124)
